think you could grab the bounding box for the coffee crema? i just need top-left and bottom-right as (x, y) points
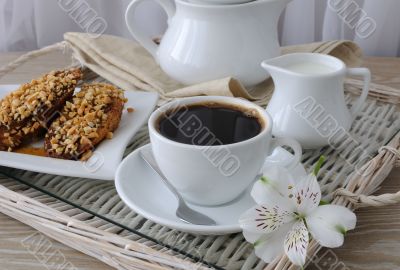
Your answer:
(157, 102), (264, 146)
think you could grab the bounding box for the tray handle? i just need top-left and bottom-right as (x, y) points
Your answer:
(335, 145), (400, 209)
(0, 42), (67, 80)
(335, 188), (400, 208)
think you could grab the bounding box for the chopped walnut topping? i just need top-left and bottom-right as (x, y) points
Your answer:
(46, 83), (126, 159)
(0, 70), (79, 126)
(0, 69), (81, 151)
(80, 150), (93, 161)
(106, 132), (113, 139)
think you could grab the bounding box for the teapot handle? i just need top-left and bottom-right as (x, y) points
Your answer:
(346, 68), (371, 119)
(125, 0), (175, 61)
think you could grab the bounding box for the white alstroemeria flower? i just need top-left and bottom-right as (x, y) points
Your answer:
(239, 157), (356, 267)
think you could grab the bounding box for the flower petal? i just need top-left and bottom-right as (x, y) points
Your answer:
(251, 166), (298, 212)
(248, 222), (294, 263)
(242, 229), (264, 243)
(284, 220), (309, 267)
(239, 204), (295, 234)
(290, 174), (321, 215)
(306, 205), (357, 248)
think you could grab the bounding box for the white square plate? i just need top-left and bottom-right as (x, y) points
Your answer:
(0, 85), (158, 180)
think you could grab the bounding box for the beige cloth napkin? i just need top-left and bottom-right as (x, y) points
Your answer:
(64, 32), (363, 105)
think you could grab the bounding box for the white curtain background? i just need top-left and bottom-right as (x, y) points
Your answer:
(0, 0), (399, 56)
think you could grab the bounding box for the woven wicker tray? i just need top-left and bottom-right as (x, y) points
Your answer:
(0, 49), (399, 270)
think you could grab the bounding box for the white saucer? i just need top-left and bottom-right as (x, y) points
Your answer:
(115, 144), (306, 235)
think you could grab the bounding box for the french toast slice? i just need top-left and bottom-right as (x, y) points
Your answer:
(45, 83), (127, 161)
(0, 69), (82, 151)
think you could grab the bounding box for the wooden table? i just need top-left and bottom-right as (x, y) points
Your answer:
(0, 52), (399, 270)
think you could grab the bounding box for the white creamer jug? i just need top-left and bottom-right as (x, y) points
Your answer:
(262, 53), (371, 149)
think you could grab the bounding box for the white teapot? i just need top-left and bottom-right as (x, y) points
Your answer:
(126, 0), (291, 87)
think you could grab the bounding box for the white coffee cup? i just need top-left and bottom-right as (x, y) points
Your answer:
(148, 96), (302, 206)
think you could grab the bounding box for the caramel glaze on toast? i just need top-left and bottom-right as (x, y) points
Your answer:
(0, 69), (82, 151)
(45, 83), (127, 161)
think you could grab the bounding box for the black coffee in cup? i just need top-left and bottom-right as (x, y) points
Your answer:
(157, 102), (263, 146)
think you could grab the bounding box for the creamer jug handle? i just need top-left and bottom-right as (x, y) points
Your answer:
(125, 0), (175, 61)
(347, 68), (371, 119)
